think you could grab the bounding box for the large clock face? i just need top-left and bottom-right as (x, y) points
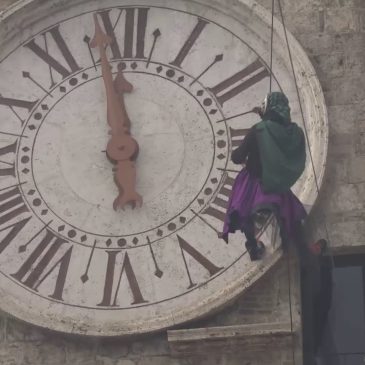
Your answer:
(0, 0), (327, 335)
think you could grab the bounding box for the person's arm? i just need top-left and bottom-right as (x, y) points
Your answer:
(231, 126), (256, 164)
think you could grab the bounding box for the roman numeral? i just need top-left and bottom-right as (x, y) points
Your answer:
(209, 59), (269, 106)
(230, 127), (250, 149)
(0, 185), (29, 227)
(169, 18), (208, 68)
(11, 229), (73, 301)
(177, 235), (223, 288)
(98, 251), (147, 307)
(0, 96), (38, 126)
(0, 185), (31, 254)
(203, 173), (235, 222)
(0, 141), (17, 177)
(0, 96), (38, 113)
(24, 25), (81, 88)
(98, 7), (149, 60)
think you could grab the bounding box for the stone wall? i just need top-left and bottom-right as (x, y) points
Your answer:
(0, 0), (364, 364)
(297, 0), (365, 254)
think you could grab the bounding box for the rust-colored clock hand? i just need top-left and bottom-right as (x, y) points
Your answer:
(90, 14), (142, 210)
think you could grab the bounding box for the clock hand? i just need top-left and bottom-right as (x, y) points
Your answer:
(90, 14), (125, 135)
(90, 14), (142, 210)
(113, 64), (133, 134)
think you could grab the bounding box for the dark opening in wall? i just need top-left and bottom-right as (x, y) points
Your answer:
(302, 253), (365, 365)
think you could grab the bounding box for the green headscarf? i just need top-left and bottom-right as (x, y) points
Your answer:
(256, 92), (306, 193)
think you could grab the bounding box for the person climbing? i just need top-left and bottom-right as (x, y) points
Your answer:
(220, 91), (307, 261)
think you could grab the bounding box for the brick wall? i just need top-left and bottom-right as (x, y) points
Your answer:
(0, 0), (364, 364)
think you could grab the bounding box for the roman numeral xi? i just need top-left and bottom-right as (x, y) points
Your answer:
(24, 25), (81, 88)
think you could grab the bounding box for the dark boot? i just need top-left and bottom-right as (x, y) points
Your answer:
(245, 240), (265, 261)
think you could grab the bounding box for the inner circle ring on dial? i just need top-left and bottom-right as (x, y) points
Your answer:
(19, 62), (226, 246)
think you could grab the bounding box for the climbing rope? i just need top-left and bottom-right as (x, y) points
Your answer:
(269, 0), (275, 93)
(271, 2), (337, 363)
(266, 4), (297, 364)
(276, 0), (334, 268)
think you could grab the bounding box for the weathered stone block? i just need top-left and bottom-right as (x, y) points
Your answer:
(310, 52), (345, 78)
(348, 155), (365, 183)
(338, 32), (365, 55)
(325, 8), (360, 33)
(116, 360), (137, 365)
(323, 0), (365, 7)
(286, 9), (322, 34)
(136, 356), (182, 365)
(95, 356), (117, 365)
(329, 218), (365, 250)
(130, 336), (169, 356)
(345, 48), (365, 74)
(297, 33), (337, 55)
(324, 75), (365, 105)
(97, 341), (129, 358)
(326, 158), (348, 186)
(360, 10), (365, 31)
(22, 341), (66, 365)
(6, 319), (45, 342)
(0, 315), (6, 343)
(327, 133), (354, 157)
(0, 342), (24, 365)
(356, 124), (365, 155)
(327, 182), (364, 211)
(64, 338), (98, 364)
(327, 104), (360, 135)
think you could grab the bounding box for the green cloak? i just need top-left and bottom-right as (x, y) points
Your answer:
(256, 92), (306, 193)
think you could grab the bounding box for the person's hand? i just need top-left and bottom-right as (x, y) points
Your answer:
(252, 106), (263, 117)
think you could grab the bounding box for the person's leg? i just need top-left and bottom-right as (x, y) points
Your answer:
(292, 220), (313, 269)
(242, 215), (265, 261)
(243, 215), (256, 243)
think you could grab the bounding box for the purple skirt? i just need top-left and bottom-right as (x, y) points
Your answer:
(222, 169), (307, 243)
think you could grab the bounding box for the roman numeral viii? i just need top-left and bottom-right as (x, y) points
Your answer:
(0, 185), (72, 301)
(0, 185), (31, 254)
(11, 228), (73, 301)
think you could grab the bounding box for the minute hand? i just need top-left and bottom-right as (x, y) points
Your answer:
(90, 14), (127, 135)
